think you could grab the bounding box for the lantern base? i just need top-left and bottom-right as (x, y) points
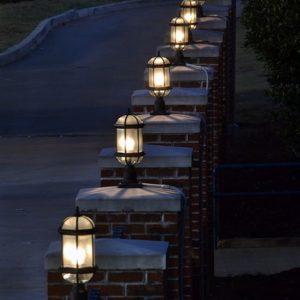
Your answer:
(119, 164), (143, 188)
(70, 283), (88, 300)
(173, 49), (186, 66)
(151, 96), (170, 115)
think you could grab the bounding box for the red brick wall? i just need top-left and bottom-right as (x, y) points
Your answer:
(83, 210), (183, 300)
(48, 269), (166, 300)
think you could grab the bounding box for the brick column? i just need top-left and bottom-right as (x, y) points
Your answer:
(45, 238), (168, 300)
(201, 0), (236, 124)
(75, 184), (185, 299)
(137, 113), (201, 300)
(195, 16), (229, 162)
(131, 90), (210, 299)
(98, 144), (192, 299)
(195, 2), (234, 294)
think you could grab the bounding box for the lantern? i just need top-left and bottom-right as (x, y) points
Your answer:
(180, 0), (198, 29)
(170, 15), (189, 65)
(59, 207), (96, 300)
(115, 111), (144, 187)
(146, 52), (171, 115)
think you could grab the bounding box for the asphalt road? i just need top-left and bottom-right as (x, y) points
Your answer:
(0, 1), (177, 136)
(0, 1), (178, 299)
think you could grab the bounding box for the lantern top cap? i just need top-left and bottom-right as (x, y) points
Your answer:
(170, 15), (188, 26)
(180, 0), (199, 7)
(115, 113), (144, 129)
(147, 53), (171, 67)
(60, 209), (95, 232)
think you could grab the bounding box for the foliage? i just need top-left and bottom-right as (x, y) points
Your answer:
(242, 0), (300, 156)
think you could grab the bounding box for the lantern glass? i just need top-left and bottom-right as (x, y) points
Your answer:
(115, 114), (144, 166)
(170, 16), (189, 50)
(147, 55), (171, 98)
(60, 214), (95, 284)
(180, 0), (198, 29)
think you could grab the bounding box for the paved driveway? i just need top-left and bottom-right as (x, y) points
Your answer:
(0, 1), (177, 136)
(0, 1), (177, 299)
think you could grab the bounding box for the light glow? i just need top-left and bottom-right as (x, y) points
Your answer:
(176, 30), (185, 43)
(154, 71), (165, 87)
(63, 243), (86, 267)
(118, 136), (135, 152)
(183, 12), (193, 23)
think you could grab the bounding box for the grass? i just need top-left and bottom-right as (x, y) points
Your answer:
(0, 0), (121, 52)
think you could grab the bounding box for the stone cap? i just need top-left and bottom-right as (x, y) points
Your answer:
(157, 43), (220, 58)
(203, 3), (230, 17)
(171, 64), (214, 83)
(45, 238), (168, 271)
(197, 16), (227, 30)
(144, 64), (214, 83)
(132, 87), (208, 106)
(76, 183), (183, 212)
(137, 113), (201, 134)
(192, 29), (224, 43)
(99, 144), (193, 168)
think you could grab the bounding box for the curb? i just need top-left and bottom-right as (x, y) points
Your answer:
(0, 0), (175, 67)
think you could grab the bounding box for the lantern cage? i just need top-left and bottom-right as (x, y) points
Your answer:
(115, 111), (144, 188)
(146, 52), (172, 115)
(59, 207), (96, 300)
(180, 0), (198, 29)
(169, 16), (189, 66)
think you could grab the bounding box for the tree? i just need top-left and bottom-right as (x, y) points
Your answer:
(242, 0), (300, 156)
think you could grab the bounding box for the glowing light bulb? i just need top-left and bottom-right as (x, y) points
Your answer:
(119, 136), (135, 152)
(154, 72), (164, 87)
(64, 244), (86, 266)
(184, 13), (192, 22)
(176, 31), (184, 43)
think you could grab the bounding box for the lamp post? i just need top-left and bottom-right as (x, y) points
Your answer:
(146, 52), (172, 115)
(59, 207), (96, 300)
(170, 15), (189, 66)
(115, 111), (144, 188)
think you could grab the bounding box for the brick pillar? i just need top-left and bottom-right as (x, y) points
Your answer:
(98, 144), (192, 299)
(131, 89), (211, 300)
(45, 238), (168, 300)
(195, 16), (229, 163)
(158, 42), (224, 141)
(75, 184), (185, 299)
(201, 0), (236, 123)
(137, 113), (202, 300)
(196, 2), (234, 295)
